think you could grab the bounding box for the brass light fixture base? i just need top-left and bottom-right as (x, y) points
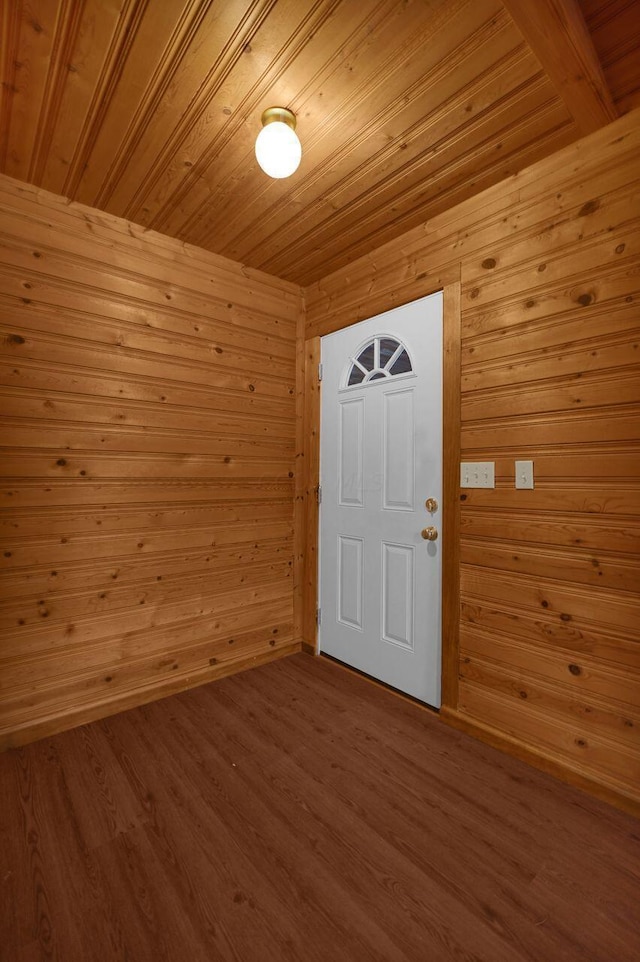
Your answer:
(261, 106), (296, 130)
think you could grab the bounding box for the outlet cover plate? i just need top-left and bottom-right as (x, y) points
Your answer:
(460, 461), (495, 489)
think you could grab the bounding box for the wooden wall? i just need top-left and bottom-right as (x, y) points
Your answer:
(0, 175), (303, 748)
(0, 109), (638, 813)
(305, 108), (640, 811)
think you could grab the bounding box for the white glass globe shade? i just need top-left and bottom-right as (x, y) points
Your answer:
(255, 120), (302, 179)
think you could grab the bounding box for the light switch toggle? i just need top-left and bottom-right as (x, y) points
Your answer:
(460, 462), (495, 489)
(515, 460), (534, 489)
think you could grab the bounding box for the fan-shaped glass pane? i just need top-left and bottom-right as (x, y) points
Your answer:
(380, 338), (400, 366)
(389, 349), (411, 376)
(358, 343), (376, 371)
(369, 371), (386, 380)
(348, 366), (366, 386)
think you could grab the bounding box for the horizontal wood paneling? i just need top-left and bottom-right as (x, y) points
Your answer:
(304, 108), (640, 809)
(0, 173), (303, 747)
(5, 0), (626, 285)
(455, 108), (640, 806)
(305, 111), (640, 333)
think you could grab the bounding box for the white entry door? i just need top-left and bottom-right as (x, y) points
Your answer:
(319, 292), (443, 707)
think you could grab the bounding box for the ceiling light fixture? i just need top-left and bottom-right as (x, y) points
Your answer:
(255, 107), (301, 179)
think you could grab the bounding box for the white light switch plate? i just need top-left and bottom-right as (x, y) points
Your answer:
(460, 461), (495, 489)
(515, 460), (534, 489)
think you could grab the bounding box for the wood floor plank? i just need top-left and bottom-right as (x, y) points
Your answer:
(112, 699), (406, 962)
(51, 724), (146, 849)
(223, 657), (640, 961)
(1, 653), (638, 962)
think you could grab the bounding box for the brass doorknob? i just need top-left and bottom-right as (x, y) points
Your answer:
(425, 498), (438, 512)
(421, 526), (438, 541)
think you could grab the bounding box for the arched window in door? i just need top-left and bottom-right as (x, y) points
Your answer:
(345, 336), (413, 387)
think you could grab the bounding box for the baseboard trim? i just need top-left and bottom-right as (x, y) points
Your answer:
(301, 641), (318, 656)
(0, 642), (301, 751)
(439, 706), (640, 819)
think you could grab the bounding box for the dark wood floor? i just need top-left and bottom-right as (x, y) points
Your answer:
(1, 653), (639, 962)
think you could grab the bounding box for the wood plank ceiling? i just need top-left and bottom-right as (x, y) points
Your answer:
(1, 0), (639, 286)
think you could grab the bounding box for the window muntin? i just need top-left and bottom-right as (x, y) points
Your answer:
(345, 336), (413, 387)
